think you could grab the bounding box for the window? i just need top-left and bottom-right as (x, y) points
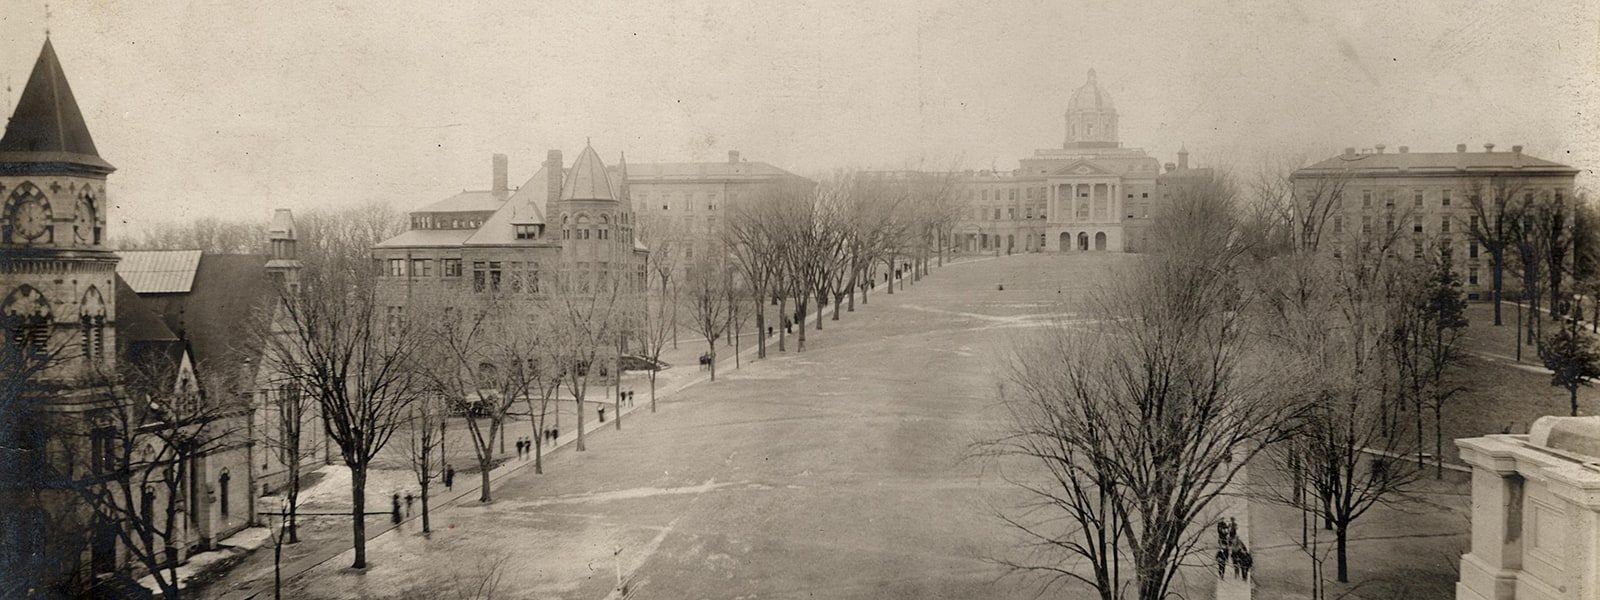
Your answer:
(1414, 217), (1423, 234)
(509, 262), (524, 293)
(1386, 217), (1395, 233)
(219, 470), (231, 516)
(1469, 268), (1479, 285)
(1362, 190), (1373, 208)
(1414, 191), (1424, 208)
(1470, 215), (1480, 232)
(1141, 192), (1149, 198)
(1008, 208), (1016, 220)
(1441, 218), (1451, 234)
(514, 224), (537, 240)
(1441, 189), (1452, 207)
(1333, 216), (1343, 234)
(1362, 216), (1373, 235)
(489, 262), (502, 292)
(1413, 239), (1424, 259)
(387, 259), (405, 277)
(411, 259), (433, 277)
(1025, 207), (1034, 219)
(993, 209), (1001, 220)
(443, 259), (463, 277)
(1383, 189), (1395, 208)
(1469, 242), (1479, 259)
(473, 262), (487, 292)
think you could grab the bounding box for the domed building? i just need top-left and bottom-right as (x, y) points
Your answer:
(951, 69), (1207, 254)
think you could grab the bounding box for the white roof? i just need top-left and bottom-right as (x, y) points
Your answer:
(116, 250), (203, 293)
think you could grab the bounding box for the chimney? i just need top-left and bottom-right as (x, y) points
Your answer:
(1177, 148), (1189, 170)
(1457, 144), (1467, 153)
(1375, 144), (1386, 154)
(1512, 145), (1524, 169)
(492, 154), (509, 198)
(728, 150), (741, 164)
(546, 150), (564, 202)
(1398, 146), (1409, 154)
(1484, 143), (1495, 153)
(1344, 147), (1356, 156)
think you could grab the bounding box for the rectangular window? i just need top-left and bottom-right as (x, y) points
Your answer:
(1469, 268), (1479, 285)
(489, 262), (502, 292)
(1025, 207), (1034, 219)
(1470, 215), (1480, 232)
(1441, 218), (1451, 234)
(411, 259), (432, 277)
(993, 209), (1001, 220)
(1413, 239), (1424, 259)
(1414, 191), (1424, 208)
(1333, 216), (1343, 234)
(1362, 216), (1373, 235)
(1470, 242), (1479, 258)
(443, 259), (463, 277)
(1008, 208), (1016, 220)
(1384, 189), (1395, 208)
(1414, 217), (1423, 233)
(387, 259), (405, 277)
(514, 224), (537, 240)
(1362, 190), (1373, 208)
(1441, 189), (1452, 207)
(472, 262), (487, 292)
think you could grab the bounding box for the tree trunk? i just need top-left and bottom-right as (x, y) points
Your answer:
(420, 481), (431, 533)
(479, 452), (493, 503)
(1335, 522), (1349, 583)
(576, 393), (587, 451)
(832, 293), (843, 320)
(709, 340), (718, 381)
(777, 297), (788, 352)
(754, 289), (767, 359)
(532, 409), (544, 474)
(1434, 402), (1445, 479)
(1572, 385), (1580, 417)
(1493, 247), (1505, 326)
(286, 462), (300, 543)
(797, 298), (808, 351)
(351, 465), (368, 569)
(1516, 299), (1524, 361)
(648, 373), (657, 413)
(815, 292), (825, 331)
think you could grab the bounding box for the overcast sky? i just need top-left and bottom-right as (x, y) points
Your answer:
(1, 0), (1596, 237)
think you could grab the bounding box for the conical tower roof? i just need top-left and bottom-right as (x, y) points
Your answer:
(561, 142), (615, 201)
(0, 39), (113, 173)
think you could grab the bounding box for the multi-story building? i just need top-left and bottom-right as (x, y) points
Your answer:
(628, 150), (808, 275)
(951, 69), (1206, 254)
(373, 143), (649, 316)
(1291, 144), (1579, 299)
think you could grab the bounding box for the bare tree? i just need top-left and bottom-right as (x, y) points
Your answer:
(549, 263), (631, 452)
(1465, 177), (1531, 327)
(982, 171), (1286, 600)
(404, 389), (447, 531)
(263, 210), (426, 569)
(682, 251), (734, 381)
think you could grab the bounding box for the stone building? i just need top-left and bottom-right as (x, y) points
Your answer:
(373, 142), (649, 319)
(1291, 144), (1579, 298)
(951, 69), (1206, 254)
(0, 37), (125, 596)
(627, 151), (808, 273)
(1455, 416), (1600, 599)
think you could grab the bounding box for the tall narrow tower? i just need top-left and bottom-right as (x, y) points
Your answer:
(266, 208), (302, 294)
(0, 37), (120, 593)
(1064, 68), (1119, 149)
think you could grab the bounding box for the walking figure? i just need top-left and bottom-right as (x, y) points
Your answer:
(444, 465), (455, 490)
(1215, 544), (1228, 578)
(1229, 538), (1247, 579)
(404, 493), (414, 517)
(391, 493), (401, 524)
(1238, 546), (1253, 580)
(598, 406), (606, 423)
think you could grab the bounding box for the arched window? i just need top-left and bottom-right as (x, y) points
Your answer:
(2, 285), (52, 357)
(218, 469), (231, 516)
(598, 215), (610, 240)
(562, 214), (571, 240)
(576, 214), (591, 240)
(81, 286), (106, 364)
(4, 182), (53, 244)
(75, 189), (100, 245)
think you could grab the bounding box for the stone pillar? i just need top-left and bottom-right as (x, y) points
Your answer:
(1456, 437), (1524, 600)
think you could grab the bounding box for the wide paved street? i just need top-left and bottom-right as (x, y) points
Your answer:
(277, 253), (1230, 599)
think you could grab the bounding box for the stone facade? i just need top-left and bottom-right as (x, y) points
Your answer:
(951, 69), (1205, 255)
(1455, 416), (1600, 600)
(1291, 144), (1579, 299)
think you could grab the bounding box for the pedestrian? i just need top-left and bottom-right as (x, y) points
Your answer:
(1215, 544), (1228, 578)
(1239, 546), (1253, 580)
(391, 493), (401, 524)
(444, 465), (455, 490)
(1226, 517), (1238, 546)
(404, 492), (414, 517)
(1216, 519), (1229, 548)
(1230, 539), (1246, 579)
(598, 406), (606, 423)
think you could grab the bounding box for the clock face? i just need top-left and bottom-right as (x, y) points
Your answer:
(14, 199), (50, 241)
(75, 197), (95, 244)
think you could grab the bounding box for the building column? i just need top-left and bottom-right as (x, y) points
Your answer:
(1455, 439), (1524, 600)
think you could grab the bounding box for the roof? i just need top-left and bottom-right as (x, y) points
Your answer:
(114, 275), (178, 345)
(0, 39), (113, 173)
(462, 165), (553, 245)
(1297, 151), (1578, 176)
(127, 254), (276, 376)
(116, 250), (203, 293)
(414, 190), (505, 214)
(268, 208), (296, 240)
(562, 144), (616, 201)
(1068, 68), (1113, 113)
(374, 228), (477, 248)
(627, 160), (799, 180)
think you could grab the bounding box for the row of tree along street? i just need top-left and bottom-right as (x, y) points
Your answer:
(32, 167), (972, 598)
(985, 169), (1600, 600)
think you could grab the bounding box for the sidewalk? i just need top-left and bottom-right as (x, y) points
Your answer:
(1215, 449), (1253, 600)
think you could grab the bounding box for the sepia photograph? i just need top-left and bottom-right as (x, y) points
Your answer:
(0, 1), (1597, 598)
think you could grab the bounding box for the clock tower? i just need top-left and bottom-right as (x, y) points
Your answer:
(0, 37), (120, 592)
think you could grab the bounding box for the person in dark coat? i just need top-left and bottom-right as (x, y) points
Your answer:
(1238, 546), (1253, 580)
(404, 492), (414, 517)
(391, 493), (402, 524)
(444, 466), (455, 490)
(1216, 544), (1228, 578)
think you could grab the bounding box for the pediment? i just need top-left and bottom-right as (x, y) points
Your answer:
(1051, 160), (1117, 177)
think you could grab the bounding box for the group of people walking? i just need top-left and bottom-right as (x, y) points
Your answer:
(1215, 517), (1253, 580)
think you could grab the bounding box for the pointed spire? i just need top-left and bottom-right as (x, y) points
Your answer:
(1086, 67), (1096, 82)
(0, 38), (113, 173)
